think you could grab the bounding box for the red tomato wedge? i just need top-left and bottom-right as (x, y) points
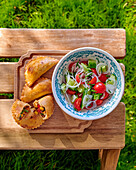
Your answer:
(76, 73), (85, 84)
(77, 92), (83, 98)
(91, 68), (98, 75)
(66, 89), (76, 95)
(37, 108), (42, 113)
(69, 62), (75, 72)
(96, 99), (103, 106)
(98, 74), (108, 83)
(74, 98), (82, 111)
(75, 74), (80, 83)
(88, 77), (97, 84)
(86, 103), (93, 109)
(100, 91), (109, 100)
(94, 82), (106, 93)
(79, 61), (88, 65)
(37, 104), (40, 108)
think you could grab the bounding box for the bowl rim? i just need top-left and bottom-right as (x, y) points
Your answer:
(52, 47), (125, 120)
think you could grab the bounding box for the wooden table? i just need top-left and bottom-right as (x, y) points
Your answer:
(0, 29), (126, 170)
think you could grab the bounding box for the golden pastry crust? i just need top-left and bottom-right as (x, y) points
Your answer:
(33, 95), (54, 120)
(11, 99), (30, 120)
(21, 77), (52, 103)
(25, 56), (59, 86)
(12, 100), (44, 129)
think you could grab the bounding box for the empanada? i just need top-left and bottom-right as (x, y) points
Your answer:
(33, 95), (54, 120)
(21, 77), (52, 102)
(25, 56), (59, 86)
(12, 100), (44, 129)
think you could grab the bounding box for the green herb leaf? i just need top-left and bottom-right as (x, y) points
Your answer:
(76, 61), (79, 67)
(91, 89), (96, 92)
(24, 109), (29, 113)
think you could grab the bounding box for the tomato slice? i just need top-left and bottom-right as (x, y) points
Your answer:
(74, 98), (82, 111)
(88, 77), (97, 85)
(75, 73), (80, 83)
(86, 103), (93, 109)
(98, 74), (108, 83)
(91, 68), (98, 75)
(66, 89), (76, 95)
(69, 62), (75, 72)
(100, 91), (109, 100)
(96, 99), (103, 106)
(76, 73), (85, 84)
(77, 92), (83, 98)
(37, 108), (42, 113)
(37, 104), (40, 108)
(79, 61), (88, 65)
(94, 82), (106, 93)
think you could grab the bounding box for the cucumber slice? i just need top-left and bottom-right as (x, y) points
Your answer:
(77, 84), (85, 93)
(81, 94), (92, 109)
(110, 74), (117, 80)
(96, 63), (108, 74)
(106, 74), (117, 85)
(87, 90), (91, 95)
(99, 65), (107, 73)
(81, 89), (92, 109)
(61, 83), (66, 93)
(88, 59), (96, 68)
(93, 93), (102, 100)
(81, 63), (91, 73)
(67, 77), (76, 86)
(71, 95), (78, 103)
(107, 79), (114, 85)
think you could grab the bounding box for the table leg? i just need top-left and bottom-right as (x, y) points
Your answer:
(100, 149), (121, 170)
(99, 149), (103, 160)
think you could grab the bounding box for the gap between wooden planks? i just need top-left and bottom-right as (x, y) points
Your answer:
(0, 62), (125, 149)
(0, 62), (125, 93)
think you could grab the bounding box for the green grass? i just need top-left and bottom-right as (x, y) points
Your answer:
(0, 0), (136, 169)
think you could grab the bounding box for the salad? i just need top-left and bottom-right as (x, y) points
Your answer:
(61, 59), (117, 111)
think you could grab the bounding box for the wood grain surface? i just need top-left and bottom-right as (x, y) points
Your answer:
(0, 54), (125, 93)
(13, 50), (93, 133)
(0, 29), (126, 58)
(0, 100), (125, 149)
(100, 149), (121, 170)
(0, 28), (126, 152)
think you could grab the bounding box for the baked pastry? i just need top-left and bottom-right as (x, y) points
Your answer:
(33, 95), (54, 120)
(11, 95), (54, 129)
(25, 56), (59, 86)
(21, 77), (52, 102)
(11, 99), (44, 129)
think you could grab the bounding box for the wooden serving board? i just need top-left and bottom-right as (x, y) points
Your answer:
(14, 50), (92, 133)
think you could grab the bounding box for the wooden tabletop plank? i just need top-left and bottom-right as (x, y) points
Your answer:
(0, 29), (126, 58)
(0, 62), (125, 93)
(0, 99), (125, 150)
(0, 62), (15, 93)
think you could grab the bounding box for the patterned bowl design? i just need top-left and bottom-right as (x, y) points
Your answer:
(52, 47), (124, 120)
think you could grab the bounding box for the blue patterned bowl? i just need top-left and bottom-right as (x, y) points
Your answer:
(52, 47), (124, 120)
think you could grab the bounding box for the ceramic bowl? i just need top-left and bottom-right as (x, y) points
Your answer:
(52, 47), (124, 120)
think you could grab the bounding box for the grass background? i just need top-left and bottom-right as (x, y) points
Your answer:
(0, 0), (136, 169)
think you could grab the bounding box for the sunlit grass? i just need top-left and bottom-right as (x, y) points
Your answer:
(0, 0), (135, 169)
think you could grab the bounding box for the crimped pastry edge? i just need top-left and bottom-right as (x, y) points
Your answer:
(24, 56), (59, 86)
(12, 100), (44, 129)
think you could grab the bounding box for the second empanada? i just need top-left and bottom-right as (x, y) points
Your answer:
(33, 95), (54, 120)
(21, 77), (52, 102)
(25, 56), (59, 86)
